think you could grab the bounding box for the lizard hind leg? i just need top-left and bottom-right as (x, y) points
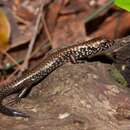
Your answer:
(6, 84), (33, 106)
(18, 86), (32, 99)
(12, 85), (33, 105)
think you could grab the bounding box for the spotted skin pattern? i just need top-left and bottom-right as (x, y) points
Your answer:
(0, 38), (115, 117)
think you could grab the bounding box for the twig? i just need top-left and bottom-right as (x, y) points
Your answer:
(43, 0), (64, 43)
(0, 50), (22, 70)
(21, 2), (44, 71)
(6, 35), (30, 52)
(15, 15), (31, 25)
(31, 40), (51, 58)
(43, 14), (52, 42)
(6, 68), (20, 82)
(85, 0), (114, 23)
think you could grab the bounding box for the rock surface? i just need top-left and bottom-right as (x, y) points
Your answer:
(0, 62), (130, 130)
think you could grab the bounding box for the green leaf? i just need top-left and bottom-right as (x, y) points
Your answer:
(115, 0), (130, 11)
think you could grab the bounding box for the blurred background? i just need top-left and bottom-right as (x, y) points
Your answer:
(0, 0), (130, 89)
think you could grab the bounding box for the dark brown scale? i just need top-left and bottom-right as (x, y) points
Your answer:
(0, 38), (115, 117)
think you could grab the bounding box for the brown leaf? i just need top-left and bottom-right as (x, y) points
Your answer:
(91, 12), (130, 38)
(52, 15), (86, 48)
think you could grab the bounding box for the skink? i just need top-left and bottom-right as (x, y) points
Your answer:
(0, 37), (126, 117)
